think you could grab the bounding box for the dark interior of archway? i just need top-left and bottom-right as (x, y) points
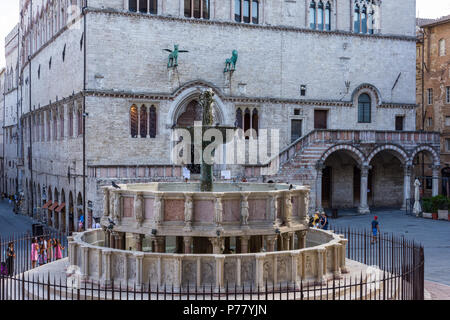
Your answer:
(413, 151), (436, 197)
(323, 151), (362, 209)
(369, 151), (402, 208)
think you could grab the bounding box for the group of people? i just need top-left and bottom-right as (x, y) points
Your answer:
(31, 237), (65, 268)
(311, 211), (329, 230)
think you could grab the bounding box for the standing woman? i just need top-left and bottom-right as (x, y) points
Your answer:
(6, 242), (15, 276)
(55, 239), (65, 260)
(31, 238), (38, 268)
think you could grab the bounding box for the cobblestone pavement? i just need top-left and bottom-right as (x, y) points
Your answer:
(424, 281), (450, 300)
(328, 208), (450, 288)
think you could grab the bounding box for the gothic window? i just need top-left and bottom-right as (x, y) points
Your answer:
(358, 93), (371, 123)
(60, 109), (65, 139)
(149, 105), (157, 138)
(427, 88), (433, 105)
(354, 0), (378, 34)
(47, 112), (51, 141)
(236, 107), (259, 138)
(310, 1), (331, 31)
(140, 105), (148, 138)
(317, 1), (324, 30)
(129, 0), (137, 12)
(354, 3), (360, 33)
(53, 112), (58, 140)
(235, 0), (241, 22)
(130, 105), (138, 138)
(325, 2), (331, 31)
(184, 0), (209, 19)
(139, 0), (147, 13)
(235, 0), (259, 24)
(41, 113), (45, 142)
(69, 108), (74, 137)
(77, 109), (83, 136)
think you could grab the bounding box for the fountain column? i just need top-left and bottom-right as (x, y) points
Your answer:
(183, 236), (193, 253)
(296, 230), (307, 249)
(209, 237), (224, 254)
(134, 233), (144, 251)
(265, 235), (277, 252)
(240, 236), (250, 253)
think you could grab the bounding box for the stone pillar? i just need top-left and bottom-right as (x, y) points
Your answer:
(333, 244), (340, 278)
(134, 233), (144, 251)
(282, 233), (291, 251)
(215, 255), (225, 291)
(401, 164), (412, 210)
(265, 235), (277, 252)
(103, 228), (110, 248)
(315, 162), (325, 212)
(297, 230), (307, 249)
(109, 232), (116, 249)
(339, 236), (349, 274)
(102, 250), (112, 287)
(432, 165), (440, 197)
(255, 254), (265, 289)
(316, 248), (325, 284)
(240, 235), (250, 254)
(358, 165), (371, 214)
(183, 236), (193, 253)
(209, 237), (225, 254)
(153, 236), (165, 253)
(135, 253), (144, 289)
(81, 246), (89, 280)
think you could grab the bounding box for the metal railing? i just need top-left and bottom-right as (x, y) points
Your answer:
(0, 229), (424, 300)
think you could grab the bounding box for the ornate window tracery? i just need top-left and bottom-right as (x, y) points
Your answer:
(236, 107), (259, 138)
(353, 0), (378, 34)
(309, 1), (331, 31)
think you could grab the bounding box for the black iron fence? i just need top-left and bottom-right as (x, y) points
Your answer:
(0, 229), (424, 300)
(0, 229), (68, 277)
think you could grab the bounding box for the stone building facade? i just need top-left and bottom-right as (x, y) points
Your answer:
(416, 16), (450, 197)
(3, 0), (439, 234)
(0, 67), (5, 192)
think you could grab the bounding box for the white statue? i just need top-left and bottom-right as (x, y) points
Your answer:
(413, 179), (422, 217)
(215, 196), (223, 227)
(153, 196), (162, 225)
(134, 193), (144, 226)
(184, 194), (193, 231)
(241, 194), (249, 226)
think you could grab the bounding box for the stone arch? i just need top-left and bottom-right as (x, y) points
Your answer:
(320, 144), (366, 166)
(169, 82), (226, 127)
(410, 145), (440, 166)
(351, 83), (382, 105)
(366, 144), (408, 165)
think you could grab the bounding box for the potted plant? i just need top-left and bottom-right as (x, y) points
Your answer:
(431, 195), (447, 220)
(422, 198), (433, 219)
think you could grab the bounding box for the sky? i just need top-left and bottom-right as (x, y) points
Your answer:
(1, 0), (450, 68)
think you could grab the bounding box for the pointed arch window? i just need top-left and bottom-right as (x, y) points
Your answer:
(130, 105), (138, 138)
(236, 107), (259, 138)
(252, 109), (259, 137)
(235, 108), (243, 129)
(310, 1), (316, 29)
(140, 105), (148, 138)
(361, 6), (367, 34)
(69, 108), (74, 137)
(354, 3), (360, 33)
(185, 0), (209, 19)
(235, 0), (258, 24)
(149, 105), (157, 138)
(368, 9), (374, 34)
(317, 1), (324, 30)
(77, 109), (83, 136)
(53, 112), (58, 141)
(325, 2), (331, 31)
(129, 0), (137, 12)
(60, 109), (65, 139)
(41, 113), (45, 142)
(358, 93), (371, 123)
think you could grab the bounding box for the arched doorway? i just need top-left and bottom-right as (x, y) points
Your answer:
(368, 149), (405, 208)
(321, 148), (365, 210)
(442, 168), (450, 197)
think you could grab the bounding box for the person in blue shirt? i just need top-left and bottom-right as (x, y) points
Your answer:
(371, 216), (380, 244)
(319, 212), (329, 230)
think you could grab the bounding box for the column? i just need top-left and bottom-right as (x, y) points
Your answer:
(265, 235), (277, 252)
(102, 250), (112, 287)
(315, 162), (325, 212)
(296, 230), (307, 249)
(401, 164), (412, 210)
(153, 236), (165, 253)
(209, 237), (225, 254)
(282, 233), (291, 251)
(432, 165), (440, 197)
(240, 236), (250, 254)
(135, 253), (144, 289)
(183, 236), (193, 254)
(316, 248), (325, 284)
(103, 228), (110, 248)
(358, 165), (371, 214)
(134, 233), (144, 251)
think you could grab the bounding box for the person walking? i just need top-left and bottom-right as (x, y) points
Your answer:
(6, 242), (15, 276)
(47, 238), (53, 263)
(31, 238), (39, 268)
(371, 216), (380, 244)
(55, 239), (65, 260)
